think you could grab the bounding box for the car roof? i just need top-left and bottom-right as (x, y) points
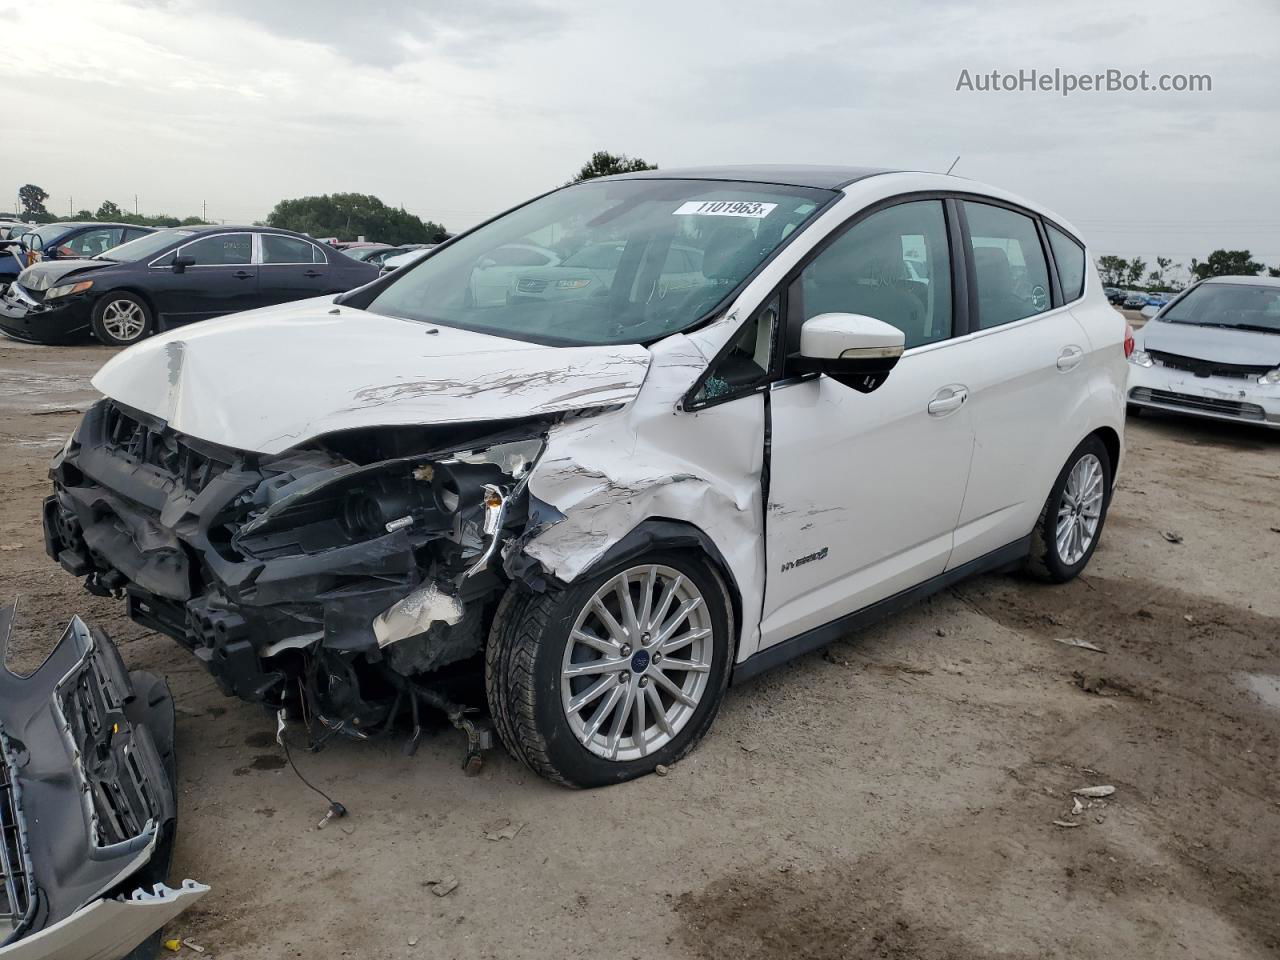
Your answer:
(599, 164), (900, 190)
(38, 221), (143, 230)
(1199, 275), (1280, 289)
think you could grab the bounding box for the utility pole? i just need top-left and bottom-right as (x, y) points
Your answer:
(69, 196), (73, 216)
(134, 194), (139, 215)
(202, 199), (207, 221)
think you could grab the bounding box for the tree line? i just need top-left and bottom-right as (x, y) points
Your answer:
(20, 161), (1280, 286)
(1096, 250), (1280, 291)
(8, 154), (654, 245)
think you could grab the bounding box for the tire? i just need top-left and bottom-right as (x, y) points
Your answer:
(486, 550), (732, 788)
(91, 291), (153, 346)
(1027, 435), (1112, 582)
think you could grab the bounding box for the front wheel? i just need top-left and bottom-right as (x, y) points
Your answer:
(486, 552), (732, 787)
(91, 292), (153, 346)
(1027, 435), (1113, 582)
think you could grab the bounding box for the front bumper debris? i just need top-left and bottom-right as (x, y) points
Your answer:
(0, 605), (207, 959)
(0, 283), (93, 344)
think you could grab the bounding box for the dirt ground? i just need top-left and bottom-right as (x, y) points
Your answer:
(1, 330), (1277, 960)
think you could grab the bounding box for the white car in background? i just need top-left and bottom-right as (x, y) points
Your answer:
(1128, 275), (1280, 428)
(47, 166), (1126, 789)
(379, 245), (435, 275)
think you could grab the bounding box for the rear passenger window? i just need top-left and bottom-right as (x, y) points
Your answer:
(1047, 224), (1085, 301)
(791, 200), (952, 352)
(964, 202), (1051, 329)
(262, 234), (316, 264)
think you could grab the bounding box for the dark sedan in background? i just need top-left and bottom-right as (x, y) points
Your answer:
(0, 225), (381, 345)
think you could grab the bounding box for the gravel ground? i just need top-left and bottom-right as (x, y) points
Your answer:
(1, 332), (1277, 959)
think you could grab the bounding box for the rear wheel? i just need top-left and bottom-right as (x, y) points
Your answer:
(1027, 435), (1112, 582)
(91, 292), (152, 346)
(486, 552), (731, 787)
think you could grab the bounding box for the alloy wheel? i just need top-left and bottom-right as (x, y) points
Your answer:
(101, 300), (146, 342)
(560, 564), (714, 762)
(1056, 452), (1104, 565)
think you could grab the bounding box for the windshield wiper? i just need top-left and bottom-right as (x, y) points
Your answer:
(1227, 323), (1280, 335)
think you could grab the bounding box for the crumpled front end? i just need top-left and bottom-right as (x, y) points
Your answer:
(0, 606), (206, 959)
(44, 397), (550, 739)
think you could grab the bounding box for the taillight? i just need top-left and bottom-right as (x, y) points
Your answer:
(1123, 322), (1135, 358)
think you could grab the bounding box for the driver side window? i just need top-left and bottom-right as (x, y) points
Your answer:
(789, 200), (953, 355)
(963, 201), (1052, 329)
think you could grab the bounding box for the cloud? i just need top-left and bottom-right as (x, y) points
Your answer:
(210, 0), (567, 67)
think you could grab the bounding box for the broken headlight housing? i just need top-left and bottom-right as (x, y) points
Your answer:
(1258, 367), (1280, 385)
(1127, 349), (1154, 368)
(232, 437), (543, 559)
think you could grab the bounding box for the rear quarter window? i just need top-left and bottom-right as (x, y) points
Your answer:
(1046, 224), (1086, 302)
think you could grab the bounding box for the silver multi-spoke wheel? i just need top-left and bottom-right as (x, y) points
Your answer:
(1056, 453), (1104, 565)
(560, 564), (713, 762)
(100, 299), (147, 342)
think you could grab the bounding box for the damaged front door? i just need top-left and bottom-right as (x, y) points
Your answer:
(759, 199), (976, 647)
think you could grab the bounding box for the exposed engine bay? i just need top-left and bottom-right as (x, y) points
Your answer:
(43, 397), (574, 764)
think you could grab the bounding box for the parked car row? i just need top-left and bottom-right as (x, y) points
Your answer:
(0, 224), (380, 345)
(1106, 287), (1171, 309)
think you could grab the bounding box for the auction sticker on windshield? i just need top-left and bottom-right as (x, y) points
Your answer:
(673, 200), (777, 218)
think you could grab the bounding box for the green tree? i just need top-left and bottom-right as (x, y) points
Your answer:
(265, 193), (447, 245)
(1268, 266), (1280, 278)
(1192, 249), (1263, 279)
(73, 209), (96, 221)
(19, 184), (49, 217)
(1096, 255), (1128, 286)
(570, 151), (658, 184)
(1124, 257), (1147, 287)
(1148, 256), (1176, 289)
(96, 200), (124, 221)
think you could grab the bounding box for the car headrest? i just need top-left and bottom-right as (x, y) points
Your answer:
(973, 246), (1014, 294)
(701, 226), (757, 281)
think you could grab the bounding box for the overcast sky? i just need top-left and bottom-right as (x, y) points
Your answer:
(6, 0), (1278, 276)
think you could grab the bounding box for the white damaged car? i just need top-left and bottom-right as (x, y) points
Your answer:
(44, 166), (1126, 787)
(1127, 275), (1280, 429)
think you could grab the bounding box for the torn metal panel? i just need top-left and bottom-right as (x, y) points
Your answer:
(523, 332), (769, 660)
(0, 607), (204, 958)
(91, 298), (651, 454)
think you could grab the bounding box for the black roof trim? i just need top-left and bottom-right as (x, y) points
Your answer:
(599, 164), (901, 190)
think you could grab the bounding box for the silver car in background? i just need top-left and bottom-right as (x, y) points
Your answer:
(1127, 276), (1280, 428)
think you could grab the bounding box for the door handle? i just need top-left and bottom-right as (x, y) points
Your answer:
(927, 385), (968, 416)
(1056, 345), (1084, 371)
(303, 269), (323, 278)
(232, 270), (254, 280)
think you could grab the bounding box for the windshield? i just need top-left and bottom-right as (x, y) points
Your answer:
(96, 229), (194, 262)
(25, 223), (74, 250)
(365, 178), (832, 346)
(1162, 282), (1280, 334)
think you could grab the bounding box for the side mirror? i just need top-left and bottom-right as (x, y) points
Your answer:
(794, 313), (905, 393)
(171, 255), (196, 274)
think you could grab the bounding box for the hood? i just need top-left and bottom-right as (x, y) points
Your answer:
(17, 258), (114, 291)
(1139, 319), (1280, 367)
(92, 298), (652, 455)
